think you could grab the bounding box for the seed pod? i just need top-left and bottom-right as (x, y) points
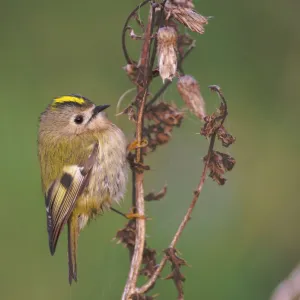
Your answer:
(177, 75), (206, 120)
(165, 1), (208, 34)
(157, 26), (178, 83)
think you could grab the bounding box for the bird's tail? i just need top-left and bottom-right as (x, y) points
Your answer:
(68, 215), (78, 284)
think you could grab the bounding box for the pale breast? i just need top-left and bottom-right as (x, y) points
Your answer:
(83, 126), (128, 211)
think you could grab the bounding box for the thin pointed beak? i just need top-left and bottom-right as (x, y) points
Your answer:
(88, 104), (110, 123)
(93, 104), (110, 115)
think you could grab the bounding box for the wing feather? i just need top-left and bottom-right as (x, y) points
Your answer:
(45, 143), (99, 255)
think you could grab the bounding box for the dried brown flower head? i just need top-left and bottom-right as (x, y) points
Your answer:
(157, 26), (178, 82)
(177, 75), (206, 120)
(168, 0), (194, 9)
(144, 184), (167, 201)
(165, 1), (208, 34)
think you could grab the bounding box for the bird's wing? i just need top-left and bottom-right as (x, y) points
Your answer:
(45, 143), (99, 255)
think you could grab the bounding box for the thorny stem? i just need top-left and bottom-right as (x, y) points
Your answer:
(122, 6), (154, 300)
(136, 91), (228, 295)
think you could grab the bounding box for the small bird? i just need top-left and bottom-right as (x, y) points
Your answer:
(38, 94), (128, 284)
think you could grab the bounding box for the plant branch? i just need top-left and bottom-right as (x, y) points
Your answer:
(136, 89), (228, 295)
(119, 2), (233, 298)
(122, 6), (154, 300)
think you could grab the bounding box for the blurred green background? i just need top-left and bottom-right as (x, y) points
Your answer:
(1, 0), (299, 299)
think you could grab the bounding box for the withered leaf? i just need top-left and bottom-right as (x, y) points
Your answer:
(164, 248), (188, 300)
(116, 222), (158, 283)
(142, 102), (184, 154)
(115, 220), (136, 259)
(146, 102), (184, 126)
(204, 151), (236, 185)
(145, 185), (167, 201)
(200, 105), (225, 138)
(217, 126), (236, 147)
(140, 247), (157, 278)
(156, 132), (171, 145)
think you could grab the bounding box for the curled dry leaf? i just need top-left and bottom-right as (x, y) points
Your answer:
(177, 75), (206, 120)
(204, 151), (236, 185)
(146, 102), (184, 126)
(116, 220), (158, 280)
(165, 1), (208, 34)
(201, 102), (226, 138)
(157, 26), (178, 82)
(217, 125), (236, 147)
(157, 131), (171, 145)
(145, 184), (167, 201)
(140, 247), (157, 278)
(144, 102), (184, 152)
(115, 220), (136, 258)
(164, 248), (188, 300)
(201, 85), (235, 147)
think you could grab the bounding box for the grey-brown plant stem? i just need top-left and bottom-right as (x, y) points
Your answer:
(122, 6), (154, 300)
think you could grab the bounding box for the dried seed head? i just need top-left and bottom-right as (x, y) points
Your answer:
(165, 1), (208, 34)
(177, 75), (206, 120)
(169, 0), (194, 8)
(157, 26), (178, 83)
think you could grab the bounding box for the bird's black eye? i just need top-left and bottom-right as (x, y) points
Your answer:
(74, 115), (84, 124)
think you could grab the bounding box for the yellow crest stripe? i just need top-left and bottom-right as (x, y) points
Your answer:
(53, 96), (85, 106)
